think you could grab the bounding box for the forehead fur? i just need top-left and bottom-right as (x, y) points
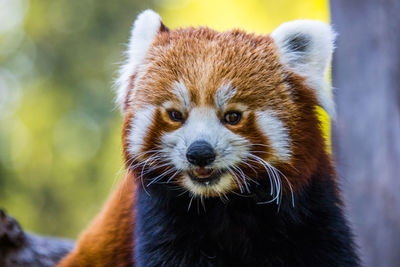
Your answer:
(130, 27), (295, 113)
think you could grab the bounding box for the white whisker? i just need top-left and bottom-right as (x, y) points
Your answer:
(187, 195), (195, 212)
(147, 167), (177, 187)
(226, 165), (244, 194)
(246, 153), (294, 207)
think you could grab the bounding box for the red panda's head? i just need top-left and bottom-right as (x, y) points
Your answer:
(117, 10), (335, 200)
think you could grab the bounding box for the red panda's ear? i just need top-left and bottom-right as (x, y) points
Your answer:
(271, 20), (336, 119)
(115, 10), (169, 113)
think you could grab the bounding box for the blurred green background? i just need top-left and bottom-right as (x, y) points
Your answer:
(0, 0), (329, 238)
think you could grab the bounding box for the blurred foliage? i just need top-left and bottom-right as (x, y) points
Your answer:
(0, 0), (329, 238)
(0, 0), (154, 238)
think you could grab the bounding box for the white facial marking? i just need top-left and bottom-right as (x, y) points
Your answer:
(215, 83), (236, 109)
(116, 9), (162, 111)
(128, 106), (156, 155)
(172, 81), (191, 110)
(256, 110), (291, 160)
(271, 19), (336, 118)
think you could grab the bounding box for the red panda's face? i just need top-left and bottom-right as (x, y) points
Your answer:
(118, 11), (335, 199)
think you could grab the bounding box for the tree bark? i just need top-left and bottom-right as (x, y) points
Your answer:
(0, 209), (74, 267)
(330, 1), (400, 266)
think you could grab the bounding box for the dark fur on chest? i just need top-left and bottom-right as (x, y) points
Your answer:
(134, 167), (360, 267)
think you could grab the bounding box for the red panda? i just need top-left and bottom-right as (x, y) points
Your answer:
(58, 10), (359, 267)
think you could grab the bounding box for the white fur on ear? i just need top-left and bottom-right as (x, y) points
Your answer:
(271, 20), (336, 118)
(116, 9), (162, 111)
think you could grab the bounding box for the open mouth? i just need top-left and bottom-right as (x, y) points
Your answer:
(188, 168), (224, 186)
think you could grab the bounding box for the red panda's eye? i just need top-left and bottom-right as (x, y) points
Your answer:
(168, 110), (184, 122)
(223, 111), (242, 125)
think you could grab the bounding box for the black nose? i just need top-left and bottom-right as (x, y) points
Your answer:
(186, 140), (216, 167)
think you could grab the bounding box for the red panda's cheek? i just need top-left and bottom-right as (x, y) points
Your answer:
(122, 107), (175, 159)
(124, 106), (157, 157)
(227, 112), (268, 147)
(139, 108), (179, 153)
(227, 110), (292, 162)
(254, 110), (292, 162)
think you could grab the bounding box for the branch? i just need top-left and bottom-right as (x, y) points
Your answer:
(0, 209), (74, 267)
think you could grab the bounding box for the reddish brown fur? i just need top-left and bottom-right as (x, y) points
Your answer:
(57, 173), (136, 267)
(58, 26), (330, 266)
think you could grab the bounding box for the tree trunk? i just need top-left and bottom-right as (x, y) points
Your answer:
(330, 1), (400, 266)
